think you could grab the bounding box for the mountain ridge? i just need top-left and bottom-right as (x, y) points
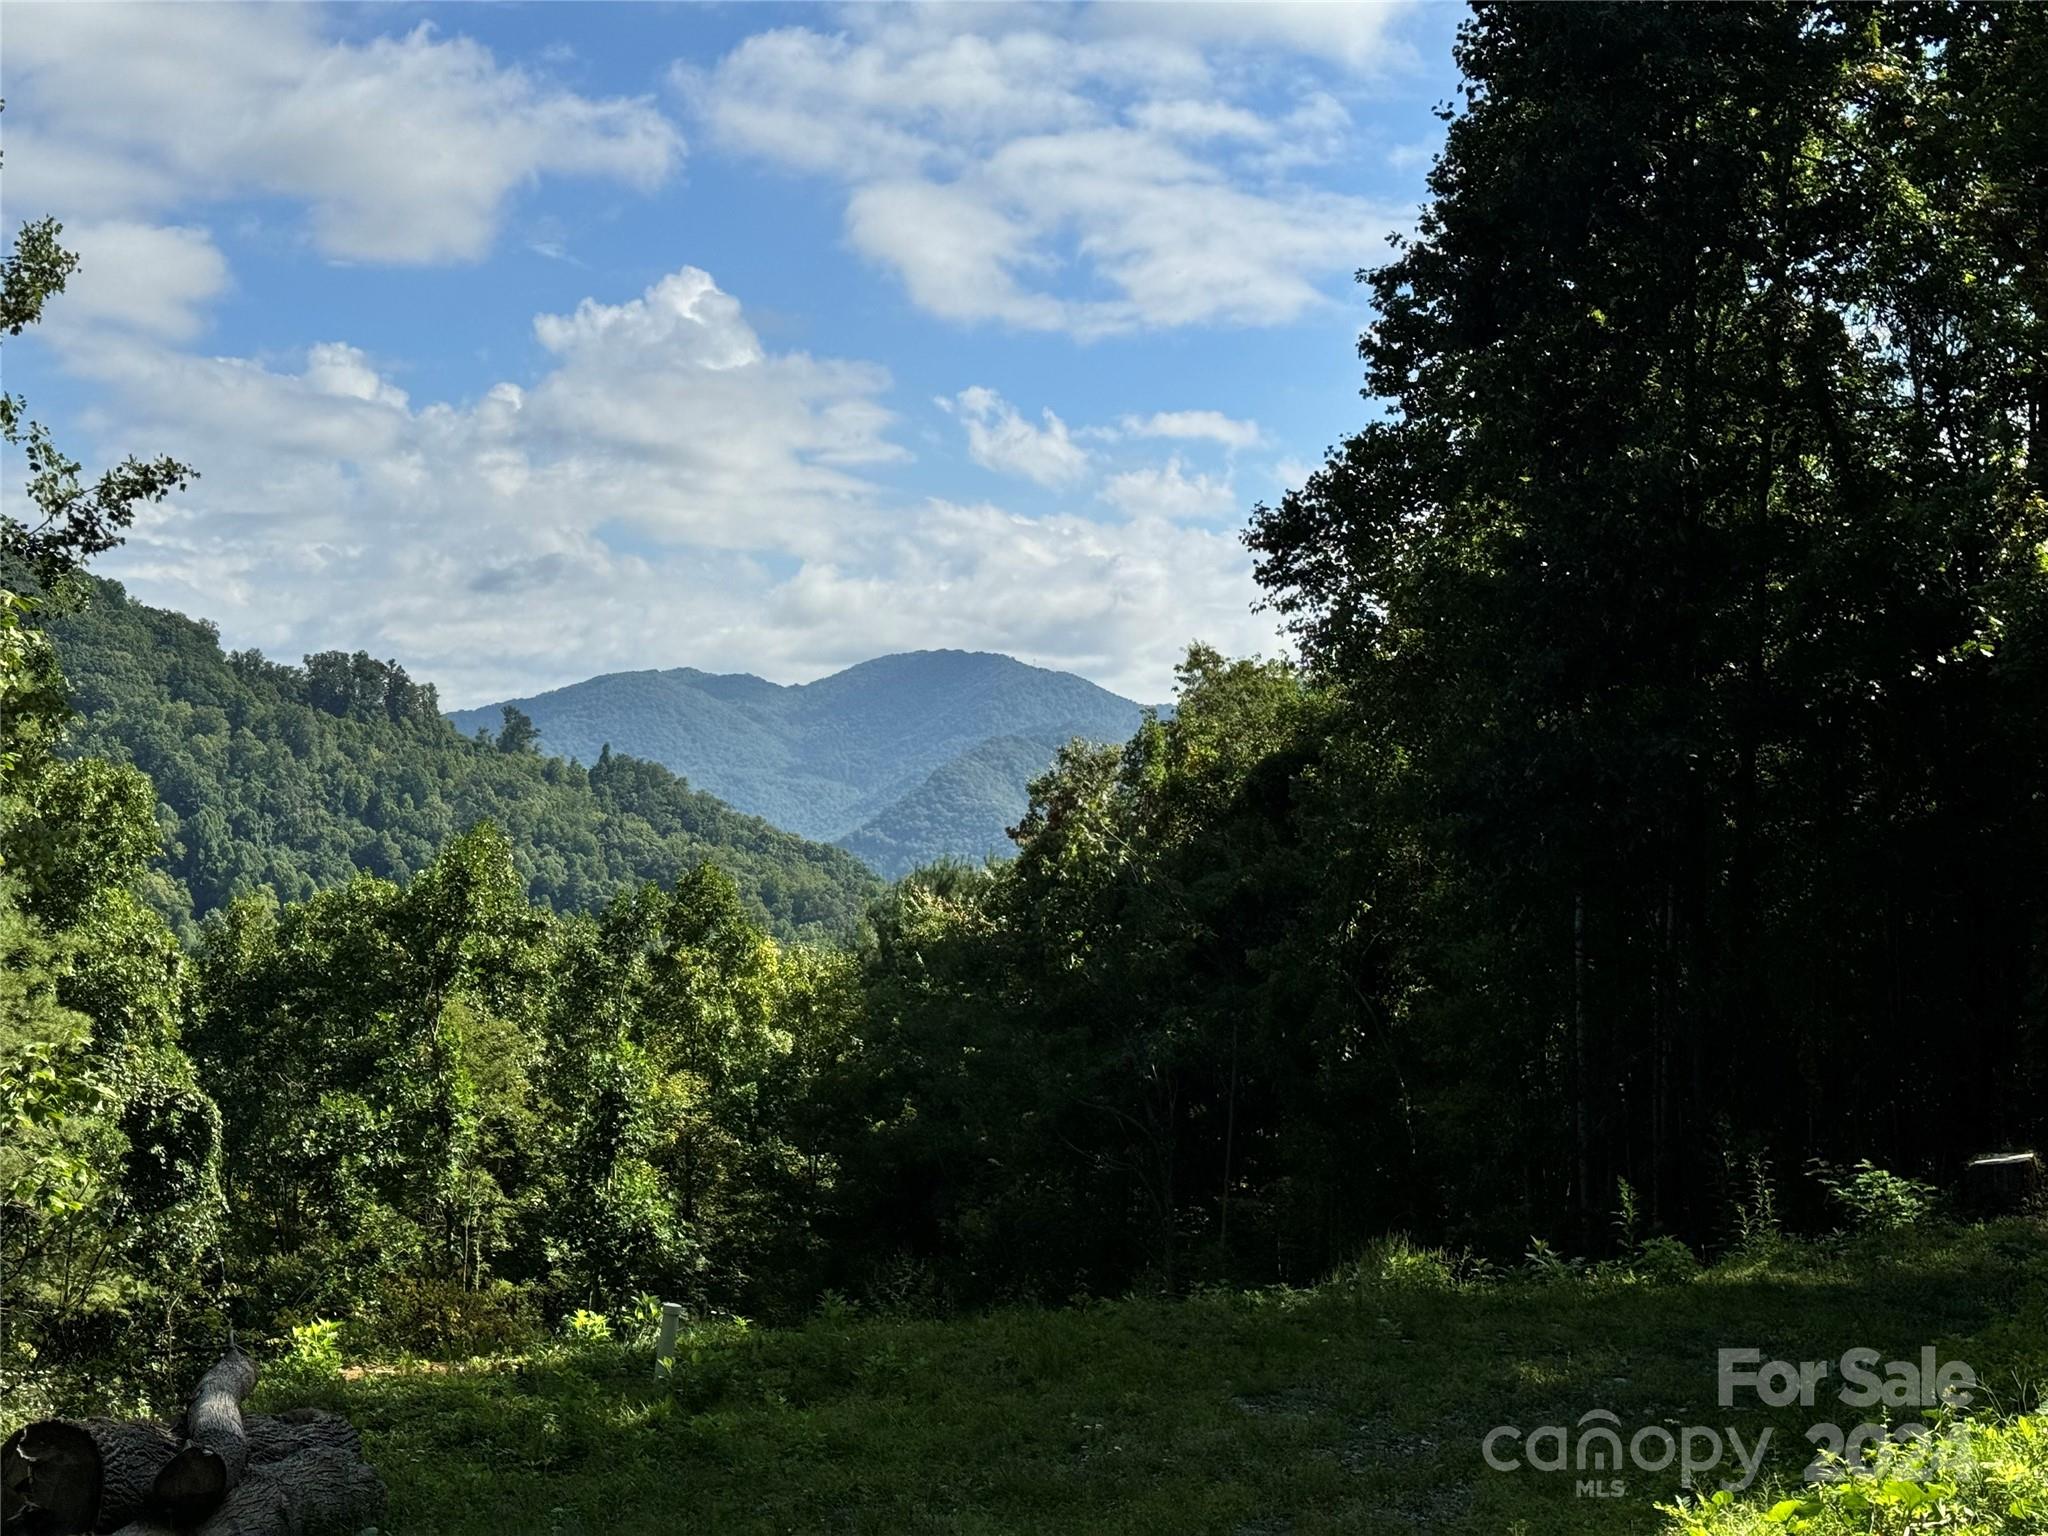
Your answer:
(447, 650), (1153, 875)
(45, 581), (881, 941)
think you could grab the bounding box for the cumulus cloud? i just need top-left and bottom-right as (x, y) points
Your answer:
(47, 222), (230, 341)
(688, 11), (1406, 335)
(944, 386), (1091, 487)
(1083, 3), (1414, 76)
(5, 3), (682, 265)
(39, 267), (1279, 704)
(1117, 410), (1263, 450)
(765, 498), (1274, 700)
(1100, 458), (1239, 523)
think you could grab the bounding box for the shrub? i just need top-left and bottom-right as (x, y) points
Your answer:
(1630, 1235), (1701, 1285)
(1810, 1160), (1939, 1234)
(265, 1318), (344, 1399)
(1338, 1234), (1461, 1292)
(1521, 1236), (1587, 1281)
(1661, 1409), (2048, 1534)
(357, 1277), (537, 1360)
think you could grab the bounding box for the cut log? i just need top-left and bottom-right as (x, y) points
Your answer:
(14, 1354), (384, 1536)
(3, 1419), (101, 1536)
(81, 1420), (179, 1534)
(244, 1414), (361, 1469)
(109, 1447), (384, 1536)
(2, 1416), (187, 1535)
(1964, 1151), (2043, 1215)
(150, 1348), (257, 1528)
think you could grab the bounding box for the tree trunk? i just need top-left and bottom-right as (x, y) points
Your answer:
(1572, 889), (1590, 1214)
(3, 1420), (103, 1536)
(2, 1416), (190, 1536)
(3, 1369), (379, 1536)
(151, 1347), (257, 1528)
(111, 1446), (385, 1536)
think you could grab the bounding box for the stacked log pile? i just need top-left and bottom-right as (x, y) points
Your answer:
(2, 1348), (384, 1536)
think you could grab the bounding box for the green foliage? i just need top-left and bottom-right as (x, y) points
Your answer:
(247, 1223), (2048, 1535)
(162, 823), (869, 1349)
(266, 1318), (346, 1397)
(1726, 1152), (1785, 1255)
(0, 883), (99, 1219)
(1335, 1235), (1462, 1294)
(444, 650), (1149, 859)
(833, 647), (1400, 1303)
(1666, 1413), (2048, 1536)
(1520, 1236), (1587, 1282)
(1246, 1), (2048, 1244)
(1630, 1235), (1702, 1286)
(1810, 1160), (1939, 1234)
(355, 1278), (537, 1361)
(46, 580), (879, 943)
(0, 165), (225, 1421)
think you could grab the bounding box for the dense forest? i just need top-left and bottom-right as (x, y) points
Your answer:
(4, 0), (2046, 1436)
(833, 732), (1073, 878)
(43, 582), (879, 943)
(446, 651), (1149, 875)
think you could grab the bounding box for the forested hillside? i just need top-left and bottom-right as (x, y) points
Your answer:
(446, 650), (1150, 867)
(835, 733), (1065, 877)
(9, 8), (2048, 1531)
(44, 582), (879, 941)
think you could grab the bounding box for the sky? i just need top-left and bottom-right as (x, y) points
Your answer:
(2, 1), (1461, 707)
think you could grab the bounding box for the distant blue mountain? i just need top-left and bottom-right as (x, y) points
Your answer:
(448, 651), (1150, 876)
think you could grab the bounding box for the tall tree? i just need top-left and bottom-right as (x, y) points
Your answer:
(1247, 2), (2048, 1235)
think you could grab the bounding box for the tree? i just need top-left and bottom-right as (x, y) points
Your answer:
(496, 705), (541, 756)
(1246, 2), (2048, 1236)
(0, 110), (196, 590)
(1, 129), (219, 1410)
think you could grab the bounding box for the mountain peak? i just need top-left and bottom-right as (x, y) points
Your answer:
(446, 651), (1147, 864)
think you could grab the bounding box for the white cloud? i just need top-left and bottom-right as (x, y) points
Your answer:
(690, 12), (1405, 335)
(1083, 3), (1414, 76)
(1101, 458), (1239, 523)
(34, 265), (1279, 704)
(302, 344), (410, 410)
(6, 4), (682, 265)
(762, 499), (1276, 701)
(944, 386), (1091, 487)
(1118, 410), (1263, 451)
(49, 222), (230, 341)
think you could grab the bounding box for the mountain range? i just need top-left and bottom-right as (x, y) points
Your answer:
(447, 653), (1152, 877)
(45, 582), (881, 941)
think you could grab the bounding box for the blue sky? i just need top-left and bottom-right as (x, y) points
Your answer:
(4, 2), (1460, 705)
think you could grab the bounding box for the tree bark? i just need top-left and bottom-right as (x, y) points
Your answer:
(151, 1348), (257, 1528)
(4, 1375), (379, 1536)
(111, 1446), (385, 1536)
(244, 1414), (361, 1469)
(2, 1416), (191, 1535)
(3, 1419), (102, 1536)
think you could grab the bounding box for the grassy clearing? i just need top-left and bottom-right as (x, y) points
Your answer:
(247, 1224), (2048, 1536)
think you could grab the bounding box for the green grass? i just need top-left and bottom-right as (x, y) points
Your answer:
(251, 1224), (2048, 1536)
